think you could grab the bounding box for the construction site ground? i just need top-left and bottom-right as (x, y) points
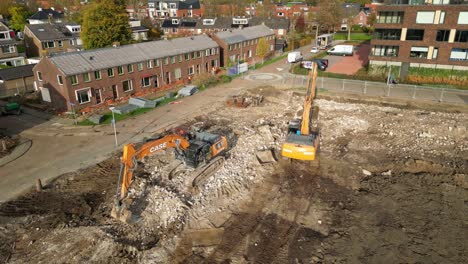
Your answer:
(0, 86), (467, 263)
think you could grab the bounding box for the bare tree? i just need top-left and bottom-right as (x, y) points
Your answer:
(317, 0), (343, 33)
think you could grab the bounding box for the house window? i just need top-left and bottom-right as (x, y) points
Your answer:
(76, 88), (91, 104)
(137, 62), (143, 71)
(432, 47), (439, 59)
(174, 68), (182, 80)
(449, 48), (468, 61)
(118, 66), (124, 75)
(58, 40), (63, 47)
(122, 80), (133, 92)
(410, 47), (429, 59)
(270, 45), (274, 51)
(164, 57), (169, 65)
(197, 51), (201, 58)
(147, 60), (152, 68)
(374, 29), (401, 40)
(70, 75), (78, 85)
(171, 56), (176, 64)
(69, 39), (75, 46)
(94, 70), (101, 80)
(43, 41), (55, 49)
(191, 52), (196, 59)
(127, 64), (133, 73)
(372, 45), (399, 57)
(188, 65), (194, 75)
(377, 11), (404, 24)
(248, 50), (252, 58)
(454, 30), (468, 43)
(458, 11), (468, 24)
(57, 75), (63, 85)
(416, 11), (435, 24)
(439, 11), (446, 24)
(436, 30), (450, 41)
(211, 59), (217, 68)
(211, 48), (216, 55)
(185, 53), (190, 60)
(406, 29), (424, 41)
(172, 28), (177, 33)
(229, 45), (233, 51)
(107, 68), (114, 77)
(141, 77), (150, 87)
(278, 12), (284, 17)
(37, 71), (43, 81)
(83, 72), (90, 82)
(206, 49), (211, 56)
(179, 55), (182, 62)
(0, 32), (9, 39)
(153, 59), (160, 67)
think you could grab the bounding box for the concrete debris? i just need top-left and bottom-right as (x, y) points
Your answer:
(362, 169), (372, 176)
(256, 149), (276, 164)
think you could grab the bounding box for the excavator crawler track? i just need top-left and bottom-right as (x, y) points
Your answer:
(192, 156), (225, 187)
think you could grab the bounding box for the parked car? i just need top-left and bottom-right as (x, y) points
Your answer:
(310, 47), (319, 54)
(177, 85), (199, 97)
(327, 45), (354, 56)
(287, 51), (303, 63)
(300, 59), (328, 71)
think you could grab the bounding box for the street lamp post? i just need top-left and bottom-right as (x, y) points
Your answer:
(109, 107), (118, 147)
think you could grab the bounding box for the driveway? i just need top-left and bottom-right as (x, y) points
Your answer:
(325, 43), (370, 75)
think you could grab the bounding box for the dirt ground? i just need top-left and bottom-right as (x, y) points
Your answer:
(0, 86), (467, 264)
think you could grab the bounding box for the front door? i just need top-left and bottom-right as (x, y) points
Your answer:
(95, 89), (102, 104)
(154, 75), (159, 88)
(112, 85), (118, 99)
(165, 72), (171, 84)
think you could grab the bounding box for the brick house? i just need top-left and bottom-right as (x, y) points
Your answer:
(0, 21), (25, 67)
(212, 25), (275, 67)
(33, 35), (220, 111)
(148, 0), (203, 19)
(0, 64), (35, 97)
(24, 23), (83, 58)
(275, 2), (309, 19)
(370, 1), (468, 70)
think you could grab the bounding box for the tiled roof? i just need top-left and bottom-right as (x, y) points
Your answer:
(28, 8), (64, 20)
(214, 25), (274, 44)
(48, 35), (219, 76)
(0, 64), (35, 81)
(25, 23), (79, 41)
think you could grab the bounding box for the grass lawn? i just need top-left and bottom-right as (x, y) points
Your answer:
(334, 33), (372, 41)
(78, 97), (177, 126)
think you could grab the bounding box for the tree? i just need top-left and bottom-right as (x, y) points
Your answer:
(257, 0), (274, 18)
(141, 17), (161, 40)
(295, 16), (306, 34)
(317, 0), (343, 33)
(8, 5), (30, 32)
(0, 0), (14, 18)
(81, 0), (132, 49)
(256, 37), (269, 64)
(366, 12), (376, 33)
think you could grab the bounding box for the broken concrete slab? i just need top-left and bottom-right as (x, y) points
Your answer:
(256, 149), (276, 164)
(129, 97), (156, 108)
(113, 104), (139, 115)
(88, 114), (105, 125)
(184, 228), (224, 247)
(258, 125), (274, 143)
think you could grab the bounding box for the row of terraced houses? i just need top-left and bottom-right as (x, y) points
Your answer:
(33, 25), (275, 112)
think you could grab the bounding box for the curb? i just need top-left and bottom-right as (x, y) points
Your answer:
(0, 138), (33, 167)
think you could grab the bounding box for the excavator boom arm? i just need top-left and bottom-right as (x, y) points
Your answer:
(118, 134), (190, 199)
(300, 63), (318, 135)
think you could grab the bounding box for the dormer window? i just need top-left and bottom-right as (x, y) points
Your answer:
(172, 19), (179, 24)
(203, 19), (214, 25)
(232, 18), (248, 25)
(0, 32), (10, 40)
(169, 3), (176, 8)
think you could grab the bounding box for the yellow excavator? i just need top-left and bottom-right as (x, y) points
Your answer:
(281, 61), (323, 163)
(112, 131), (229, 222)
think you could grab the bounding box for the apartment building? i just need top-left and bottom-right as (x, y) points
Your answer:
(0, 21), (25, 67)
(33, 35), (220, 111)
(212, 25), (275, 67)
(148, 0), (202, 19)
(370, 0), (468, 70)
(24, 23), (83, 58)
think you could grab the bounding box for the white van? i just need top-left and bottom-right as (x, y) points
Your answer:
(327, 45), (354, 56)
(287, 51), (303, 63)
